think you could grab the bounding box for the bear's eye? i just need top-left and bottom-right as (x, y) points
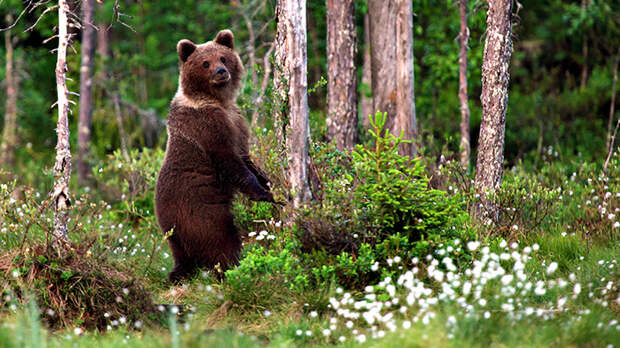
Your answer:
(220, 57), (226, 64)
(202, 61), (210, 69)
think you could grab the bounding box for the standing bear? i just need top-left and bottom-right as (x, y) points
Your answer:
(155, 30), (274, 283)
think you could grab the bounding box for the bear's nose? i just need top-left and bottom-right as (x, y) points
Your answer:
(215, 67), (228, 76)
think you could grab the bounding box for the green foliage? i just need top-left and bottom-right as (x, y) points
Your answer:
(352, 112), (467, 240)
(93, 148), (162, 216)
(300, 112), (468, 253)
(292, 112), (471, 289)
(224, 235), (307, 309)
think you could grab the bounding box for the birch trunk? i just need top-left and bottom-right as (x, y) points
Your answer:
(394, 0), (417, 156)
(77, 0), (96, 184)
(360, 14), (373, 128)
(1, 14), (18, 168)
(458, 0), (471, 170)
(52, 0), (72, 242)
(326, 0), (357, 150)
(275, 0), (311, 208)
(473, 0), (513, 221)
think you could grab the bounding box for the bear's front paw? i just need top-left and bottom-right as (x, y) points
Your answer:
(251, 189), (274, 203)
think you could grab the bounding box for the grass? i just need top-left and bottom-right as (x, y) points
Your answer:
(1, 150), (619, 347)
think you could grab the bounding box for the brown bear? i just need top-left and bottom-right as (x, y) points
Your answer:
(155, 29), (273, 283)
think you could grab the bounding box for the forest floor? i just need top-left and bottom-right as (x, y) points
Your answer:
(0, 145), (619, 347)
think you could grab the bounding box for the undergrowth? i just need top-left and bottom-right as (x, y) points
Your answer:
(0, 115), (618, 347)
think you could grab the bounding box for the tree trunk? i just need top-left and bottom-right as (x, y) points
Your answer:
(1, 14), (18, 168)
(458, 0), (471, 170)
(96, 21), (110, 67)
(368, 0), (397, 133)
(606, 46), (620, 153)
(77, 0), (96, 184)
(112, 93), (130, 160)
(137, 2), (148, 105)
(474, 0), (513, 221)
(326, 0), (357, 150)
(394, 0), (417, 156)
(580, 0), (588, 90)
(369, 0), (417, 155)
(52, 0), (72, 242)
(360, 14), (373, 128)
(275, 0), (311, 208)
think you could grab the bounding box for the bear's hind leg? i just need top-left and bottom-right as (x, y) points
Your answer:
(167, 237), (197, 283)
(212, 218), (242, 274)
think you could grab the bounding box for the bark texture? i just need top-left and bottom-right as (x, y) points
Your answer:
(275, 0), (311, 208)
(474, 0), (513, 221)
(369, 0), (417, 155)
(1, 14), (18, 167)
(458, 0), (471, 170)
(394, 0), (417, 156)
(96, 22), (110, 67)
(368, 0), (397, 132)
(77, 0), (96, 184)
(53, 0), (72, 242)
(360, 14), (373, 128)
(326, 0), (357, 150)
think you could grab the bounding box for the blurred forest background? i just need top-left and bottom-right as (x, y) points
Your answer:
(1, 0), (618, 189)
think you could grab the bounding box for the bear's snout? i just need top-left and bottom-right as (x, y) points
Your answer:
(215, 67), (228, 76)
(213, 67), (230, 84)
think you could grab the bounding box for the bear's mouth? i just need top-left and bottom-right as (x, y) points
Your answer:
(212, 75), (231, 87)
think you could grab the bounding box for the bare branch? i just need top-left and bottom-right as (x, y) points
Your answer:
(0, 1), (33, 32)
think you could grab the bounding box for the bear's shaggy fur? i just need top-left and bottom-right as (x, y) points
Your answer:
(155, 30), (273, 283)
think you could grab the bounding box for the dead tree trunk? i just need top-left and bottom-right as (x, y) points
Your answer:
(1, 14), (18, 168)
(77, 0), (96, 184)
(606, 46), (620, 153)
(326, 0), (357, 150)
(360, 13), (373, 128)
(458, 0), (471, 170)
(52, 0), (73, 242)
(368, 0), (397, 133)
(394, 0), (417, 156)
(369, 0), (417, 155)
(275, 0), (311, 208)
(474, 0), (513, 221)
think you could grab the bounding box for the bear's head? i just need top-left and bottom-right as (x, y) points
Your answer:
(176, 30), (243, 105)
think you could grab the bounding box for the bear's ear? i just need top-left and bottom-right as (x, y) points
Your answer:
(215, 30), (234, 49)
(177, 39), (197, 63)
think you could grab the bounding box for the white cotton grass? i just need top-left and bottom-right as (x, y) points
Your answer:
(310, 240), (618, 345)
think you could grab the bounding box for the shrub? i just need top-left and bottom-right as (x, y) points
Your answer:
(224, 233), (308, 310)
(292, 112), (470, 289)
(299, 112), (468, 253)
